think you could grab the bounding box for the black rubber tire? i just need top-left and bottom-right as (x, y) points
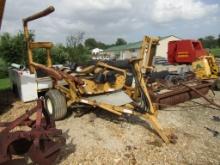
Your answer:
(45, 89), (67, 120)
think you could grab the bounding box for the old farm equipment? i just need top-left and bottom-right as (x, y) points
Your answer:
(167, 39), (220, 90)
(0, 4), (65, 165)
(136, 36), (213, 109)
(168, 39), (219, 79)
(0, 98), (65, 165)
(22, 6), (177, 144)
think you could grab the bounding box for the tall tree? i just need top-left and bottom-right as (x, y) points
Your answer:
(198, 38), (204, 45)
(115, 38), (127, 46)
(51, 44), (68, 64)
(85, 38), (97, 50)
(96, 41), (107, 49)
(85, 38), (107, 50)
(66, 32), (85, 48)
(66, 32), (89, 64)
(0, 31), (34, 65)
(204, 35), (216, 48)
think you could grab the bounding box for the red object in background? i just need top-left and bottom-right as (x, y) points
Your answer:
(168, 40), (208, 64)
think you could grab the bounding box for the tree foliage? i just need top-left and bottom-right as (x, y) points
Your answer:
(0, 57), (8, 78)
(0, 31), (90, 67)
(85, 38), (97, 50)
(28, 44), (68, 65)
(218, 34), (220, 48)
(51, 44), (68, 64)
(115, 38), (127, 46)
(0, 32), (34, 65)
(66, 32), (90, 64)
(84, 38), (107, 50)
(199, 35), (219, 48)
(1, 30), (219, 70)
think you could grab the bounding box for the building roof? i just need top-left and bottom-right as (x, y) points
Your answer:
(105, 41), (142, 52)
(105, 35), (181, 52)
(159, 35), (182, 41)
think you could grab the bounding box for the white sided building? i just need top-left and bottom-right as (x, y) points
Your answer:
(91, 48), (103, 55)
(155, 35), (181, 58)
(104, 35), (181, 60)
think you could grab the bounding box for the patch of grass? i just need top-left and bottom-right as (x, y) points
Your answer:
(0, 58), (8, 79)
(210, 48), (220, 58)
(0, 71), (8, 79)
(0, 78), (11, 90)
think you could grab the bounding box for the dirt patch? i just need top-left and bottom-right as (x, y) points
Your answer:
(0, 90), (220, 164)
(0, 90), (36, 122)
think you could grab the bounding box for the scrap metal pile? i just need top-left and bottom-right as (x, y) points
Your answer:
(0, 99), (65, 165)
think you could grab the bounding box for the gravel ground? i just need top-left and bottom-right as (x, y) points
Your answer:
(0, 90), (220, 165)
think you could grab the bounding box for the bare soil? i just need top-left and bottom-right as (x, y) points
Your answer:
(0, 90), (220, 165)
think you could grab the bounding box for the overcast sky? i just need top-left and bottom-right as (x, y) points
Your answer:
(1, 0), (220, 44)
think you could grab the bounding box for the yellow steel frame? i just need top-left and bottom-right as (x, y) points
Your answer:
(22, 6), (172, 143)
(192, 55), (219, 79)
(23, 6), (55, 73)
(138, 36), (159, 73)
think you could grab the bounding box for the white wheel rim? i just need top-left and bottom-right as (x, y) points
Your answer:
(46, 98), (53, 115)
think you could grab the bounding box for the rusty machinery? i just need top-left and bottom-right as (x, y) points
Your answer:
(168, 40), (219, 79)
(0, 98), (65, 165)
(0, 3), (65, 165)
(91, 36), (212, 108)
(168, 39), (220, 90)
(22, 6), (216, 144)
(22, 6), (178, 144)
(130, 36), (212, 109)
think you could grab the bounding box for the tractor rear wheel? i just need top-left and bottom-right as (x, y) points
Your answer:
(45, 89), (67, 120)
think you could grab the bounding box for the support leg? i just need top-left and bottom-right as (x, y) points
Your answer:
(135, 113), (170, 143)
